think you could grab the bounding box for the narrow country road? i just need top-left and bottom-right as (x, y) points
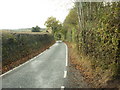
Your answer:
(2, 42), (67, 88)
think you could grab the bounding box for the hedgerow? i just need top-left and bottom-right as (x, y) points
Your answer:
(2, 32), (54, 67)
(62, 2), (120, 78)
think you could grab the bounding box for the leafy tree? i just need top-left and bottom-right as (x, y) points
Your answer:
(32, 26), (40, 32)
(44, 16), (62, 34)
(62, 7), (78, 42)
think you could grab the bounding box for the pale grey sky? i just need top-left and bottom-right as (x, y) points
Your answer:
(0, 0), (74, 29)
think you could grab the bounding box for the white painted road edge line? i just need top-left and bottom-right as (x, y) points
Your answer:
(61, 86), (65, 90)
(65, 43), (68, 67)
(0, 43), (56, 77)
(64, 71), (67, 78)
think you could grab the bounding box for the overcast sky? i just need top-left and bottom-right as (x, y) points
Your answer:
(0, 0), (74, 29)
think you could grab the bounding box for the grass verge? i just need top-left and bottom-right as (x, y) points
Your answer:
(66, 42), (120, 88)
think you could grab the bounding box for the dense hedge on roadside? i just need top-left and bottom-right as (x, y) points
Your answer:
(2, 33), (55, 66)
(62, 2), (120, 78)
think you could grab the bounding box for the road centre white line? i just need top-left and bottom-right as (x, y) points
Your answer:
(64, 71), (67, 78)
(61, 86), (65, 90)
(65, 43), (68, 67)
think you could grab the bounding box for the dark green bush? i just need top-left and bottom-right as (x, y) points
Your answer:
(32, 26), (40, 32)
(2, 33), (54, 66)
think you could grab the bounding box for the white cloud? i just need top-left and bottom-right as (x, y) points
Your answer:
(0, 0), (74, 29)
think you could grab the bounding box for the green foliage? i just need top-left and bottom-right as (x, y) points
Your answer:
(44, 16), (62, 36)
(63, 2), (120, 78)
(62, 7), (79, 42)
(2, 33), (55, 66)
(32, 26), (40, 32)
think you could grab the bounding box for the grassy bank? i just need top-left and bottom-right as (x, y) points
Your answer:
(66, 42), (120, 88)
(2, 32), (55, 73)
